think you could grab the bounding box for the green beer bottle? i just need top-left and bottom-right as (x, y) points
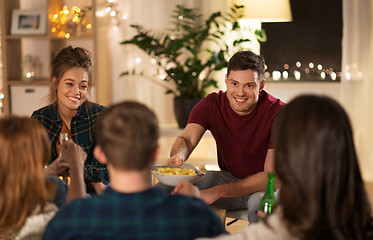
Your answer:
(259, 172), (276, 221)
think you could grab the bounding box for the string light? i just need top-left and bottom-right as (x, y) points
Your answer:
(104, 0), (125, 27)
(49, 5), (92, 38)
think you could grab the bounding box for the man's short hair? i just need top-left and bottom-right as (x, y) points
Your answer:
(96, 101), (159, 170)
(227, 51), (265, 80)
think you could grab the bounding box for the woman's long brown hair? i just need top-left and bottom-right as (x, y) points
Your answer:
(0, 117), (54, 237)
(274, 95), (373, 239)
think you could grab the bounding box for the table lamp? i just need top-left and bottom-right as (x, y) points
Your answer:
(227, 0), (292, 54)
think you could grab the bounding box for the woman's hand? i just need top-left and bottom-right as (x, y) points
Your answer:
(59, 140), (87, 170)
(90, 182), (107, 195)
(257, 210), (269, 220)
(173, 180), (201, 198)
(44, 158), (70, 177)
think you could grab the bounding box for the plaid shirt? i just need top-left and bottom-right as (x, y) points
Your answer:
(43, 187), (226, 240)
(31, 101), (108, 182)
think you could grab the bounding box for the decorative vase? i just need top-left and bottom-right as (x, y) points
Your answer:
(173, 97), (203, 129)
(21, 55), (35, 81)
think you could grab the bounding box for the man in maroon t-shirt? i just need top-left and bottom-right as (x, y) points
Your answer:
(166, 51), (285, 223)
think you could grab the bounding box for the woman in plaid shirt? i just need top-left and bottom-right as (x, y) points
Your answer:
(32, 46), (108, 195)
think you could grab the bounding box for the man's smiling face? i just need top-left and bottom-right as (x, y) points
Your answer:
(225, 69), (265, 116)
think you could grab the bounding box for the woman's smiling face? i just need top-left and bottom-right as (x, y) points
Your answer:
(55, 67), (89, 112)
(225, 69), (265, 116)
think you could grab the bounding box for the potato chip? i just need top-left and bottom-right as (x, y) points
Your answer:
(153, 167), (197, 176)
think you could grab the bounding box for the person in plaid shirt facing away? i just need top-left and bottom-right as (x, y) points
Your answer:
(32, 46), (108, 195)
(43, 101), (225, 240)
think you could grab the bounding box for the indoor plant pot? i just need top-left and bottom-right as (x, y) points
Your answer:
(173, 97), (203, 128)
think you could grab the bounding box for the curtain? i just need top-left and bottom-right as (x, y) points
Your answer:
(341, 0), (373, 181)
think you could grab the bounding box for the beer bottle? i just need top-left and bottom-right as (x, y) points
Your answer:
(259, 172), (276, 221)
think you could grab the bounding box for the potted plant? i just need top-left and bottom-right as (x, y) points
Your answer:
(120, 4), (266, 128)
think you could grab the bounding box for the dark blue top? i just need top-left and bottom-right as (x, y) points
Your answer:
(43, 187), (226, 240)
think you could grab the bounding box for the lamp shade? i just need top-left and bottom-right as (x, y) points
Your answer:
(229, 0), (292, 22)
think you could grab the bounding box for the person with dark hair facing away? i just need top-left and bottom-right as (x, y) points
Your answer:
(32, 45), (108, 195)
(160, 50), (285, 223)
(43, 101), (225, 240)
(177, 94), (373, 240)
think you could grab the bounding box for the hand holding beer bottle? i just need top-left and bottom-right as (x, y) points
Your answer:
(259, 172), (276, 221)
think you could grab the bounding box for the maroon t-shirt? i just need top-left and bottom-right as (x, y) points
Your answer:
(188, 90), (285, 179)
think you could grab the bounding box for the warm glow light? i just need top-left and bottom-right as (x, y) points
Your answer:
(357, 72), (363, 79)
(296, 61), (301, 68)
(96, 10), (105, 17)
(345, 72), (351, 80)
(282, 71), (288, 79)
(159, 73), (166, 80)
(320, 72), (326, 79)
(272, 71), (281, 80)
(135, 57), (142, 63)
(204, 164), (220, 171)
(229, 0), (292, 22)
(294, 70), (301, 80)
(50, 5), (91, 37)
(317, 64), (323, 70)
(110, 11), (116, 17)
(331, 72), (337, 81)
(26, 72), (32, 78)
(309, 62), (314, 69)
(199, 72), (206, 80)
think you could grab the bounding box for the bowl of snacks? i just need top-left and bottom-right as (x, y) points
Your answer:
(151, 163), (205, 186)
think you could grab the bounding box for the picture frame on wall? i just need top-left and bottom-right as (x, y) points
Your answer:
(11, 9), (47, 35)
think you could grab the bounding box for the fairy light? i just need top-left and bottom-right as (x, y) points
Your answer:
(103, 0), (126, 27)
(49, 5), (92, 37)
(282, 71), (289, 79)
(320, 72), (326, 79)
(294, 70), (301, 80)
(272, 71), (281, 81)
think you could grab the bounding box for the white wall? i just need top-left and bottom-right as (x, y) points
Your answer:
(265, 81), (341, 103)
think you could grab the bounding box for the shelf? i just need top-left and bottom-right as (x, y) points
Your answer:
(6, 34), (93, 40)
(6, 35), (48, 39)
(7, 79), (49, 85)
